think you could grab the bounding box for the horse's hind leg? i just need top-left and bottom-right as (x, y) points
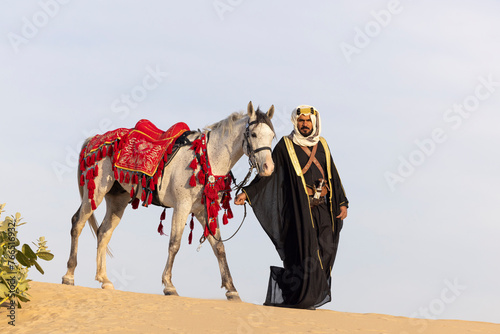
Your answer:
(161, 206), (189, 296)
(62, 200), (97, 285)
(95, 190), (130, 289)
(196, 213), (241, 301)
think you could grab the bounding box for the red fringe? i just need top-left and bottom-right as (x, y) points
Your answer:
(132, 198), (140, 209)
(158, 221), (165, 236)
(209, 220), (217, 235)
(208, 202), (220, 217)
(197, 170), (205, 184)
(189, 174), (197, 187)
(189, 159), (197, 170)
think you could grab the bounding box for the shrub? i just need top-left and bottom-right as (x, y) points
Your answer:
(0, 203), (54, 308)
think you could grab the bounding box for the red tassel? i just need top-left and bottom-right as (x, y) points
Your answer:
(203, 224), (209, 237)
(188, 230), (193, 244)
(80, 159), (86, 172)
(150, 181), (155, 191)
(167, 145), (173, 155)
(160, 208), (166, 221)
(124, 172), (130, 183)
(148, 193), (153, 205)
(223, 212), (228, 225)
(79, 174), (85, 186)
(119, 170), (125, 183)
(87, 179), (96, 190)
(141, 191), (146, 202)
(189, 174), (197, 187)
(189, 159), (197, 170)
(209, 220), (217, 235)
(91, 199), (97, 210)
(197, 170), (205, 184)
(114, 168), (119, 180)
(130, 187), (135, 198)
(190, 216), (194, 229)
(97, 150), (102, 160)
(142, 175), (147, 188)
(132, 174), (138, 184)
(108, 145), (113, 157)
(94, 165), (99, 177)
(158, 221), (165, 235)
(227, 207), (233, 219)
(102, 146), (107, 157)
(209, 202), (220, 217)
(132, 198), (140, 209)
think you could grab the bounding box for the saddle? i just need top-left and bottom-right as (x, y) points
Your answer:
(134, 119), (171, 141)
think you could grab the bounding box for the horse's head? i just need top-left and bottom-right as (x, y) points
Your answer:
(244, 101), (275, 176)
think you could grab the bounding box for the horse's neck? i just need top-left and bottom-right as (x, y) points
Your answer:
(206, 117), (247, 176)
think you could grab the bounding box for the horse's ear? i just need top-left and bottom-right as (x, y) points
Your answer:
(247, 101), (255, 117)
(266, 105), (275, 119)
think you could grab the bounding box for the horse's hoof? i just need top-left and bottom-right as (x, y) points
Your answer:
(62, 277), (74, 285)
(226, 291), (241, 302)
(163, 288), (179, 296)
(102, 282), (115, 290)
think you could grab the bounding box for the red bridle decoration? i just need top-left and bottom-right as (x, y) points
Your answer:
(186, 133), (233, 244)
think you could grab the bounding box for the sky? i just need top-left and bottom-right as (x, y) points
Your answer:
(1, 0), (499, 326)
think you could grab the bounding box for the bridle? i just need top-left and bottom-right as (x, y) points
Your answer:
(242, 119), (272, 175)
(198, 117), (274, 246)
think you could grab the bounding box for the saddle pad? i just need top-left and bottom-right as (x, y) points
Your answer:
(115, 121), (189, 176)
(83, 128), (130, 158)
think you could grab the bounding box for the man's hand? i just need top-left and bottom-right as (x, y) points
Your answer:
(234, 192), (247, 205)
(336, 206), (348, 220)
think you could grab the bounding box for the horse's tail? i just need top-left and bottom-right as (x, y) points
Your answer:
(78, 138), (113, 257)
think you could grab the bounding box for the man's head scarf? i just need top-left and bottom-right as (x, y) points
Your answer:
(290, 105), (321, 146)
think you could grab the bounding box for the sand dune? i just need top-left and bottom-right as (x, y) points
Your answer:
(1, 281), (498, 333)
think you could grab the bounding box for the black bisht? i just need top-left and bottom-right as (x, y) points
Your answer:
(244, 136), (347, 309)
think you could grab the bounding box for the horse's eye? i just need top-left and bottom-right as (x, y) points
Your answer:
(251, 133), (257, 138)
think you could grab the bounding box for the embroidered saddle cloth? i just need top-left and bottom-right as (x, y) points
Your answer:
(115, 120), (189, 176)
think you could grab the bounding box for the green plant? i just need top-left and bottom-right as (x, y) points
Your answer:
(0, 203), (54, 307)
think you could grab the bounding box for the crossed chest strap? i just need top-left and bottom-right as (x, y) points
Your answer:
(300, 144), (325, 179)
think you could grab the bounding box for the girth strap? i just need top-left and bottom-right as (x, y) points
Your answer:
(300, 144), (325, 179)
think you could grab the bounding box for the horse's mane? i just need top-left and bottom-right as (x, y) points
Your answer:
(203, 108), (275, 136)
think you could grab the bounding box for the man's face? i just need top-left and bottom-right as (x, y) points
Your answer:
(297, 114), (313, 137)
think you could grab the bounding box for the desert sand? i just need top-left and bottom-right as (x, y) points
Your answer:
(1, 281), (499, 333)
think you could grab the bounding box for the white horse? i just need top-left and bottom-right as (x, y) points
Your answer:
(62, 102), (275, 300)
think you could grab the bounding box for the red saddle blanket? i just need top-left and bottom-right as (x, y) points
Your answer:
(115, 120), (189, 176)
(80, 120), (189, 209)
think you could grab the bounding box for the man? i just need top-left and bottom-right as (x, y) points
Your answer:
(234, 105), (348, 309)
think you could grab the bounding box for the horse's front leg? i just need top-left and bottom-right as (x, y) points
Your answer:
(162, 206), (189, 296)
(196, 213), (241, 301)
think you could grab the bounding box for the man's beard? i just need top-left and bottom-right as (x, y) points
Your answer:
(299, 127), (313, 137)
